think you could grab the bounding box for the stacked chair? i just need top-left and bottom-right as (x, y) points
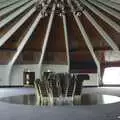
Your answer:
(34, 78), (53, 105)
(75, 74), (89, 96)
(48, 74), (61, 98)
(57, 73), (67, 97)
(34, 72), (89, 105)
(67, 74), (76, 97)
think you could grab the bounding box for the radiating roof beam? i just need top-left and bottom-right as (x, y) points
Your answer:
(83, 12), (119, 51)
(110, 0), (120, 4)
(8, 12), (42, 85)
(0, 0), (35, 28)
(80, 0), (120, 33)
(68, 0), (100, 69)
(0, 0), (31, 17)
(8, 0), (52, 84)
(8, 12), (42, 67)
(88, 0), (120, 20)
(9, 0), (51, 66)
(0, 7), (36, 47)
(0, 0), (10, 3)
(38, 4), (56, 78)
(63, 13), (70, 72)
(0, 0), (21, 10)
(62, 0), (70, 72)
(75, 0), (119, 51)
(68, 0), (101, 84)
(96, 0), (120, 12)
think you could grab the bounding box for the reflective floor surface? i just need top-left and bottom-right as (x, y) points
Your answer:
(0, 93), (120, 106)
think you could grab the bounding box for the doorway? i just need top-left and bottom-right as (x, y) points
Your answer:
(23, 72), (35, 86)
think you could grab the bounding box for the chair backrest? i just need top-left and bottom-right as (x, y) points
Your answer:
(75, 74), (89, 95)
(39, 80), (49, 97)
(34, 79), (41, 97)
(34, 73), (87, 98)
(67, 74), (76, 97)
(49, 74), (61, 97)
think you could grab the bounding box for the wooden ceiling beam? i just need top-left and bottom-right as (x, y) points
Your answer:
(80, 0), (120, 33)
(0, 0), (20, 9)
(62, 11), (70, 72)
(88, 0), (120, 20)
(7, 0), (51, 84)
(0, 7), (36, 47)
(83, 11), (119, 51)
(8, 13), (42, 66)
(38, 3), (56, 78)
(0, 0), (35, 28)
(8, 0), (51, 67)
(0, 0), (31, 17)
(8, 11), (41, 84)
(96, 0), (120, 12)
(68, 0), (101, 84)
(75, 0), (119, 51)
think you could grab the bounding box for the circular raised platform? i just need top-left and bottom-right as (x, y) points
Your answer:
(0, 93), (120, 106)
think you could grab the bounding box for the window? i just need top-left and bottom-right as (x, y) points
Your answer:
(103, 67), (120, 85)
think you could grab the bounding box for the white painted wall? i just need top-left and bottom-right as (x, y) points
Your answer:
(105, 50), (120, 62)
(0, 64), (98, 86)
(83, 73), (98, 86)
(41, 64), (69, 73)
(10, 64), (69, 85)
(0, 65), (9, 85)
(10, 64), (39, 85)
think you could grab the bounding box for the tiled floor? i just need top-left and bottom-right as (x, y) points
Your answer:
(0, 87), (120, 120)
(0, 87), (35, 98)
(1, 87), (120, 105)
(1, 92), (120, 106)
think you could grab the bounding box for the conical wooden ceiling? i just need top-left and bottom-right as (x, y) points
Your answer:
(0, 0), (120, 73)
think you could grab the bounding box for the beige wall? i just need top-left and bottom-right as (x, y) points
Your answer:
(0, 64), (98, 86)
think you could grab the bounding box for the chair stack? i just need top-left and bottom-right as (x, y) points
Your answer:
(49, 74), (61, 98)
(67, 74), (76, 97)
(75, 74), (89, 96)
(34, 79), (52, 105)
(34, 72), (89, 105)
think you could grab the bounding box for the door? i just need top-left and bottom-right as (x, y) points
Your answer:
(23, 72), (35, 86)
